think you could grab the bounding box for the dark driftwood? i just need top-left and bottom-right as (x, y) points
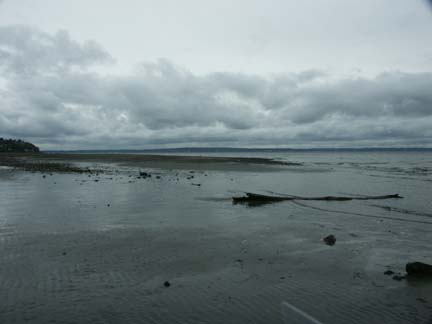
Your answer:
(406, 262), (432, 277)
(232, 192), (402, 206)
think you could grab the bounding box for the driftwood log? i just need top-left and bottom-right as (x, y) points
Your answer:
(406, 262), (432, 277)
(233, 192), (402, 206)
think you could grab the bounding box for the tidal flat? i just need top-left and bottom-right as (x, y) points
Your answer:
(0, 152), (431, 323)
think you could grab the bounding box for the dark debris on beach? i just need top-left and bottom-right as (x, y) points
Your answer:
(383, 262), (432, 282)
(0, 155), (96, 174)
(232, 192), (403, 207)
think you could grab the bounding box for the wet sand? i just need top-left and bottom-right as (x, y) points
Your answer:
(0, 152), (297, 172)
(0, 153), (431, 323)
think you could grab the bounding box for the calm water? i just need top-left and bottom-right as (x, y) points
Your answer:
(0, 151), (431, 323)
(3, 151), (429, 233)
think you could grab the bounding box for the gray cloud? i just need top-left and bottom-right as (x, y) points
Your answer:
(0, 26), (431, 149)
(0, 25), (113, 75)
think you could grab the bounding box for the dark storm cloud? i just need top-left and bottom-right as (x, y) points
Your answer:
(0, 26), (431, 149)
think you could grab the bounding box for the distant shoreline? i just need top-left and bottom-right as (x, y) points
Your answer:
(43, 147), (432, 154)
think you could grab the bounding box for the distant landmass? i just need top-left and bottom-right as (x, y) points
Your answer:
(47, 147), (432, 153)
(0, 138), (40, 152)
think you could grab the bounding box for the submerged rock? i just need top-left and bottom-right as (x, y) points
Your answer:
(164, 281), (171, 287)
(322, 234), (336, 246)
(406, 262), (432, 277)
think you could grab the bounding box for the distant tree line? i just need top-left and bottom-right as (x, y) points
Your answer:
(0, 138), (40, 152)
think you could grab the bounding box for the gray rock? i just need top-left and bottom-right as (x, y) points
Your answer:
(322, 234), (336, 246)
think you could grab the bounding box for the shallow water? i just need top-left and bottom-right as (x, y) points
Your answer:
(0, 151), (431, 323)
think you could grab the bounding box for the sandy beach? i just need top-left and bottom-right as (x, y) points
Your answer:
(2, 1), (432, 322)
(0, 152), (431, 323)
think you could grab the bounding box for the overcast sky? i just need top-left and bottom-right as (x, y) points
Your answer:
(0, 0), (431, 149)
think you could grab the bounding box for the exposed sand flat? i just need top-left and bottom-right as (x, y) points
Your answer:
(1, 223), (430, 324)
(0, 152), (431, 323)
(0, 152), (298, 172)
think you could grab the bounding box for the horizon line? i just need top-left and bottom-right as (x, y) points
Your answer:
(43, 146), (432, 152)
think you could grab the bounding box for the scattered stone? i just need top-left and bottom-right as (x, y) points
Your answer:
(322, 234), (336, 246)
(163, 281), (171, 287)
(191, 183), (201, 186)
(384, 270), (395, 276)
(62, 252), (67, 256)
(406, 262), (432, 277)
(156, 176), (161, 179)
(392, 274), (406, 281)
(107, 204), (111, 207)
(139, 171), (151, 178)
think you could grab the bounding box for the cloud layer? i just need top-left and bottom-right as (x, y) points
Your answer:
(1, 25), (431, 149)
